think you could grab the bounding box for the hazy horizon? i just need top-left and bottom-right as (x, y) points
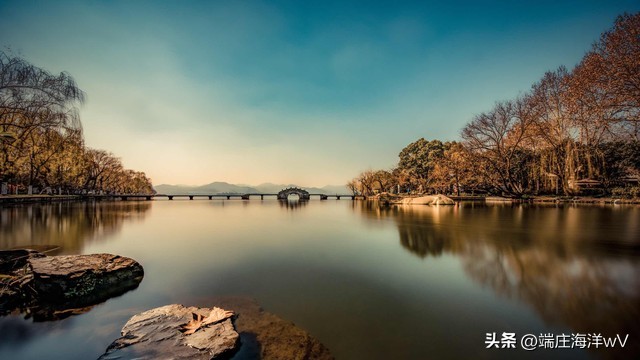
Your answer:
(2, 0), (639, 185)
(154, 181), (347, 187)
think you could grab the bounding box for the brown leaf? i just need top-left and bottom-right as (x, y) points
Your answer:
(201, 307), (234, 326)
(179, 307), (234, 335)
(180, 312), (205, 335)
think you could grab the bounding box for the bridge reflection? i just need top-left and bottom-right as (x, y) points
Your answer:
(278, 199), (308, 210)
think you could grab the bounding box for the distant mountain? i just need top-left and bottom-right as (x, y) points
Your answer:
(153, 182), (350, 195)
(154, 182), (258, 195)
(319, 185), (351, 194)
(196, 182), (259, 194)
(253, 183), (299, 193)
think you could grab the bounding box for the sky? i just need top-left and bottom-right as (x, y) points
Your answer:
(1, 0), (639, 186)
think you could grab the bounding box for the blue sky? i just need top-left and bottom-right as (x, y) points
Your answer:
(1, 0), (639, 186)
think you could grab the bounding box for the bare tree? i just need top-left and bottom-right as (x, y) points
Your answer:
(462, 98), (536, 196)
(580, 13), (640, 139)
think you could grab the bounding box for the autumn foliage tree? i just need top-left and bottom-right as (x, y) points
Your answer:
(349, 13), (640, 198)
(0, 51), (153, 194)
(431, 142), (480, 195)
(577, 12), (640, 139)
(460, 13), (640, 196)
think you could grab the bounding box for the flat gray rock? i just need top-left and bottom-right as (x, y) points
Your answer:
(28, 253), (144, 306)
(99, 304), (239, 360)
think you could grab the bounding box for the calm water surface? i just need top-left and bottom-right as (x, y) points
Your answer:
(0, 200), (638, 359)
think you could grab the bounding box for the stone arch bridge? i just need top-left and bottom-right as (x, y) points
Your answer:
(277, 187), (310, 200)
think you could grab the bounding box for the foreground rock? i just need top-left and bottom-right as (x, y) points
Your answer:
(100, 298), (334, 360)
(100, 304), (239, 360)
(1, 252), (144, 319)
(29, 253), (143, 306)
(396, 194), (455, 205)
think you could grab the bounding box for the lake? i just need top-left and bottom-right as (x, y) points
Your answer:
(0, 200), (638, 359)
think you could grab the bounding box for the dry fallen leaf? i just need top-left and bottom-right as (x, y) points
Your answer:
(201, 307), (234, 326)
(180, 307), (234, 335)
(180, 312), (206, 335)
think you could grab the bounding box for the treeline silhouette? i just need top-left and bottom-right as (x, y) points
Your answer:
(0, 51), (153, 195)
(349, 13), (640, 198)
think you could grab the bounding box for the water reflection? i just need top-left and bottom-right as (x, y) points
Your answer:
(26, 279), (143, 322)
(1, 200), (638, 359)
(0, 201), (151, 253)
(356, 201), (640, 357)
(0, 315), (75, 349)
(278, 199), (308, 211)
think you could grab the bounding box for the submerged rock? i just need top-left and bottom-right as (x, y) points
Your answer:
(206, 296), (334, 360)
(99, 304), (239, 360)
(28, 253), (144, 306)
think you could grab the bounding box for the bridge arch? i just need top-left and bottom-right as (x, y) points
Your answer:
(277, 187), (310, 200)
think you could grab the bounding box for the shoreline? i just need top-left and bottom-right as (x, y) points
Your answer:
(375, 194), (640, 205)
(527, 196), (640, 205)
(0, 195), (85, 204)
(459, 195), (640, 204)
(0, 194), (148, 204)
(2, 194), (639, 205)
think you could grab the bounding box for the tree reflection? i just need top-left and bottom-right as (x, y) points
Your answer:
(398, 225), (447, 257)
(0, 201), (151, 253)
(355, 201), (640, 358)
